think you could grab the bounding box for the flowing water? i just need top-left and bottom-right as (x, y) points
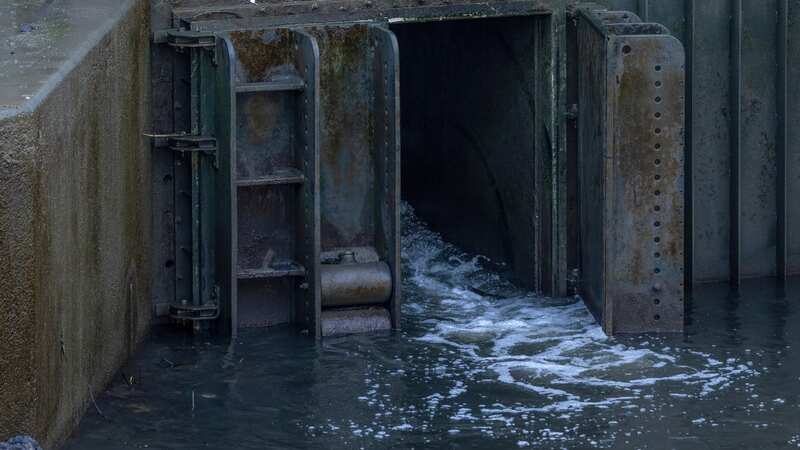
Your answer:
(64, 205), (800, 449)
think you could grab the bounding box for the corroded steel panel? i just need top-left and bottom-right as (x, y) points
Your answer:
(159, 1), (568, 301)
(215, 28), (322, 335)
(172, 0), (562, 29)
(607, 34), (685, 333)
(598, 0), (800, 287)
(370, 25), (402, 328)
(212, 23), (399, 336)
(575, 10), (608, 326)
(306, 23), (400, 332)
(576, 7), (685, 334)
(306, 24), (376, 252)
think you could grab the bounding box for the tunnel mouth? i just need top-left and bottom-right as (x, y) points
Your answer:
(392, 15), (549, 289)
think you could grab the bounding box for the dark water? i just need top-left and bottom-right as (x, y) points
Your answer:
(65, 206), (800, 449)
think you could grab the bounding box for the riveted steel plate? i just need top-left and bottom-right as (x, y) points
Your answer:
(577, 8), (685, 334)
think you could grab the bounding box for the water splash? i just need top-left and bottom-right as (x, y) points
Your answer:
(401, 202), (758, 413)
(64, 202), (784, 450)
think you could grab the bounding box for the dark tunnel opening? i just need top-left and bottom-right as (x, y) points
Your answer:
(392, 16), (547, 289)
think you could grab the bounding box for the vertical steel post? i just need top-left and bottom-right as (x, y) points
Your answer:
(684, 0), (695, 297)
(191, 153), (201, 308)
(776, 0), (788, 290)
(638, 0), (650, 22)
(729, 0), (742, 290)
(189, 47), (202, 332)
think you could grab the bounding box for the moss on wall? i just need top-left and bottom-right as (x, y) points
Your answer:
(0, 0), (151, 447)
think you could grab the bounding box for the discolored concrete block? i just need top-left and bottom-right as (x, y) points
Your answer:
(0, 0), (152, 447)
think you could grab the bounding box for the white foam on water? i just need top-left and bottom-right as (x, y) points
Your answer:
(303, 204), (764, 445)
(400, 203), (759, 413)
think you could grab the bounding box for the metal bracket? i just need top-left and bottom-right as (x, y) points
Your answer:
(169, 301), (220, 322)
(565, 103), (579, 120)
(154, 29), (215, 48)
(167, 135), (218, 154)
(148, 134), (219, 168)
(153, 29), (218, 64)
(172, 136), (218, 169)
(148, 134), (217, 153)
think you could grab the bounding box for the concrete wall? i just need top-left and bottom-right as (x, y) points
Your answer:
(0, 0), (151, 447)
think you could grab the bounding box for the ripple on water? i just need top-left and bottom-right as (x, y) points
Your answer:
(65, 203), (791, 450)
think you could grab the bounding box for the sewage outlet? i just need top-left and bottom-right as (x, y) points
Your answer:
(393, 16), (551, 290)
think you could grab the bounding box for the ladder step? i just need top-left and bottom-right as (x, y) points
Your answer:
(238, 261), (306, 280)
(237, 168), (305, 187)
(235, 75), (305, 93)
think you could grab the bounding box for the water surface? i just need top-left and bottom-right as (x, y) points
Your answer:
(65, 205), (800, 449)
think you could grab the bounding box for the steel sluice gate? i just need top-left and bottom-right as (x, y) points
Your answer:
(153, 24), (401, 337)
(149, 0), (786, 337)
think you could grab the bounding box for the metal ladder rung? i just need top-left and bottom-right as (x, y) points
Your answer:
(235, 76), (305, 93)
(237, 168), (305, 187)
(237, 261), (307, 280)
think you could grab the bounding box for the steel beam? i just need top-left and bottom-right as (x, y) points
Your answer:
(777, 0), (788, 290)
(684, 0), (695, 299)
(729, 0), (742, 290)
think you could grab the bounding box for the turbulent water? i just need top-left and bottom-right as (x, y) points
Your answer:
(403, 205), (754, 407)
(64, 204), (800, 449)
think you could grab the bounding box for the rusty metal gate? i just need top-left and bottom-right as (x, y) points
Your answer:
(212, 24), (401, 336)
(149, 1), (565, 337)
(564, 0), (799, 333)
(569, 5), (686, 334)
(576, 0), (800, 288)
(149, 0), (797, 336)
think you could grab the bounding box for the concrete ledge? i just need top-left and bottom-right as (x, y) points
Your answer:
(0, 0), (151, 447)
(0, 0), (141, 118)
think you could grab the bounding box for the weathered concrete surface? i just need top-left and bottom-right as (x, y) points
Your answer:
(0, 0), (151, 448)
(0, 0), (132, 114)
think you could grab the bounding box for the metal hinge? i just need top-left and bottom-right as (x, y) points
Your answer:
(565, 103), (579, 120)
(146, 133), (219, 168)
(169, 300), (220, 322)
(147, 134), (217, 153)
(168, 135), (218, 155)
(153, 29), (215, 49)
(153, 29), (218, 64)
